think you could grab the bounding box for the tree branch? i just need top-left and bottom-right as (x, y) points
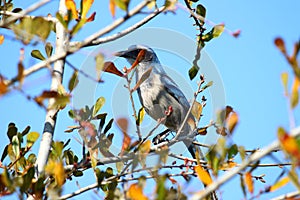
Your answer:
(0, 0), (51, 27)
(34, 0), (68, 176)
(191, 126), (300, 200)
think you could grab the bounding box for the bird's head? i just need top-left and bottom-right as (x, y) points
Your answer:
(115, 45), (159, 65)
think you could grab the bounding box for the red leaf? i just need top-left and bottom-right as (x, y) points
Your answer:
(86, 12), (96, 22)
(103, 62), (123, 77)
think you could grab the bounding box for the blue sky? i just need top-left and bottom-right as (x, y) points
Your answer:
(0, 0), (300, 199)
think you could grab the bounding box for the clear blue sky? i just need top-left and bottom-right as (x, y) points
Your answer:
(0, 0), (300, 199)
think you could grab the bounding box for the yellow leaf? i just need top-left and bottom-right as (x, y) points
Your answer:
(127, 183), (148, 200)
(139, 140), (151, 154)
(245, 172), (254, 193)
(269, 176), (289, 192)
(147, 1), (156, 9)
(65, 0), (78, 19)
(220, 161), (237, 170)
(191, 101), (202, 121)
(281, 72), (288, 96)
(45, 160), (65, 186)
(227, 112), (238, 133)
(194, 165), (213, 185)
(81, 0), (94, 19)
(291, 77), (300, 108)
(0, 35), (4, 45)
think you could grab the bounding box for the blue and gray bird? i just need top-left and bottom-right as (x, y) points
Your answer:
(116, 45), (197, 158)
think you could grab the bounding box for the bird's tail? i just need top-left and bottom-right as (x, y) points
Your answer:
(182, 127), (218, 200)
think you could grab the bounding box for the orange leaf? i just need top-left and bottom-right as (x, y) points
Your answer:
(130, 49), (146, 70)
(109, 0), (116, 17)
(103, 62), (123, 77)
(81, 0), (94, 19)
(127, 183), (148, 200)
(0, 35), (4, 45)
(245, 172), (254, 193)
(34, 91), (59, 106)
(0, 75), (8, 95)
(227, 112), (238, 133)
(194, 165), (213, 185)
(65, 0), (78, 19)
(269, 176), (289, 192)
(278, 127), (300, 160)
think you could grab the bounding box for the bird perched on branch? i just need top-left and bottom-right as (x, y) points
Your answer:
(116, 45), (218, 200)
(116, 44), (197, 158)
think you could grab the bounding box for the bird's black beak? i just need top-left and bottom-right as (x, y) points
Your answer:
(115, 49), (139, 59)
(114, 50), (127, 57)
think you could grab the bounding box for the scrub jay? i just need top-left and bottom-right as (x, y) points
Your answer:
(116, 45), (197, 158)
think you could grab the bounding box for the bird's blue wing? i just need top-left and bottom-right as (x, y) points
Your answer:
(160, 74), (191, 110)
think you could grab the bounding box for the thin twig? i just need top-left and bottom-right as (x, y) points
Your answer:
(72, 5), (166, 47)
(126, 77), (142, 139)
(0, 0), (51, 27)
(0, 10), (57, 22)
(4, 0), (157, 87)
(191, 126), (300, 200)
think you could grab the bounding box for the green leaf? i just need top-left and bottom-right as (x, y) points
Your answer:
(188, 65), (199, 80)
(27, 153), (36, 164)
(202, 81), (213, 90)
(227, 144), (238, 159)
(291, 89), (299, 108)
(45, 42), (53, 57)
(12, 135), (20, 157)
(202, 24), (225, 42)
(32, 17), (51, 41)
(1, 145), (9, 162)
(157, 175), (167, 200)
(68, 70), (79, 92)
(73, 170), (83, 177)
(104, 118), (114, 135)
(95, 168), (105, 188)
(196, 4), (206, 24)
(95, 53), (105, 80)
(116, 161), (124, 173)
(97, 113), (107, 132)
(21, 166), (35, 192)
(68, 109), (76, 119)
(56, 12), (68, 29)
(281, 72), (289, 95)
(70, 19), (85, 36)
(21, 126), (30, 136)
(31, 50), (46, 60)
(115, 0), (130, 11)
(26, 132), (40, 148)
(93, 97), (105, 117)
(212, 24), (225, 38)
(12, 17), (34, 44)
(7, 123), (17, 141)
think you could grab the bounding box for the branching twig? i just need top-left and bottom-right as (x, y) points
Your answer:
(0, 0), (51, 27)
(191, 126), (300, 199)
